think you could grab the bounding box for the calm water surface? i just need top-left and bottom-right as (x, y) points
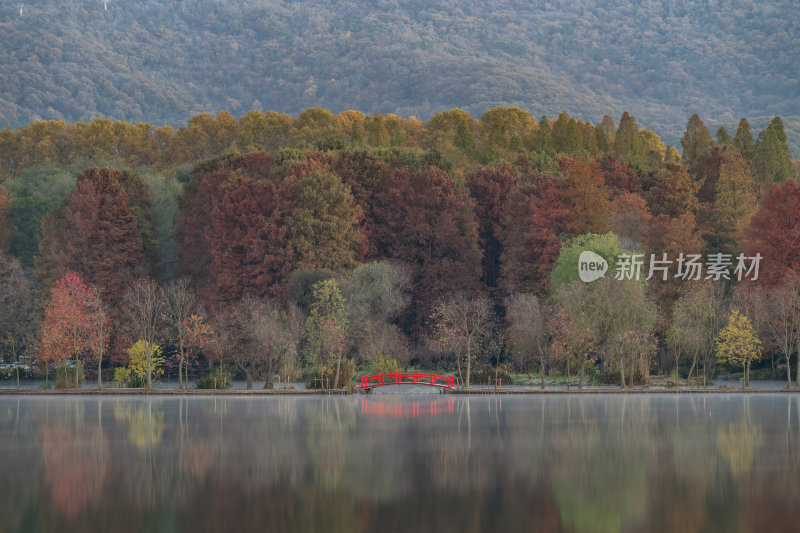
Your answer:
(0, 393), (798, 532)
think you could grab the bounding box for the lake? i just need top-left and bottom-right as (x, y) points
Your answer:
(0, 392), (797, 532)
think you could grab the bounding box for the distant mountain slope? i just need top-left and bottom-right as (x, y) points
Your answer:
(1, 0), (798, 147)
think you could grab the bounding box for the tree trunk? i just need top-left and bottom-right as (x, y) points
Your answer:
(245, 370), (253, 390)
(178, 342), (185, 390)
(45, 360), (49, 389)
(566, 361), (571, 391)
(465, 337), (472, 390)
(264, 357), (273, 390)
(333, 350), (342, 389)
(787, 352), (793, 388)
(75, 358), (80, 389)
(97, 347), (103, 389)
(16, 365), (20, 390)
(796, 339), (800, 387)
(620, 358), (626, 390)
(687, 350), (698, 384)
(742, 362), (747, 389)
(456, 350), (463, 388)
(674, 352), (679, 390)
(540, 357), (545, 390)
(578, 359), (585, 391)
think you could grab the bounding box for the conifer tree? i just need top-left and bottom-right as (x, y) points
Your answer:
(680, 114), (714, 167)
(734, 118), (755, 160)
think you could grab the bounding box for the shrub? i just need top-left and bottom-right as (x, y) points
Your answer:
(55, 364), (83, 389)
(367, 354), (401, 374)
(196, 366), (233, 389)
(304, 359), (355, 389)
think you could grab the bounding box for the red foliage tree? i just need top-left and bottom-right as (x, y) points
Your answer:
(177, 157), (243, 291)
(467, 165), (518, 288)
(597, 154), (639, 195)
(40, 272), (105, 388)
(746, 180), (800, 286)
(205, 178), (295, 305)
(369, 167), (482, 330)
(558, 156), (612, 235)
(610, 193), (652, 251)
(36, 168), (144, 317)
(499, 179), (574, 294)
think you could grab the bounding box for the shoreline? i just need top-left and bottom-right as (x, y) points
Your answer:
(0, 387), (798, 395)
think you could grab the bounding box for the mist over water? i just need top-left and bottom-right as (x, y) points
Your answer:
(0, 394), (798, 532)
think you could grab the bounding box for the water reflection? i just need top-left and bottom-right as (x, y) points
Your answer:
(0, 394), (798, 531)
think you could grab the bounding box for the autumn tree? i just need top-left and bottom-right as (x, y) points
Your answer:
(0, 252), (36, 388)
(369, 167), (482, 330)
(36, 167), (147, 318)
(40, 273), (104, 389)
(429, 292), (494, 389)
(176, 154), (258, 298)
(609, 193), (651, 251)
(289, 169), (363, 272)
(467, 165), (518, 288)
(205, 176), (295, 305)
(505, 293), (549, 389)
(716, 309), (762, 388)
(680, 114), (714, 167)
(123, 278), (165, 389)
(558, 157), (612, 234)
(746, 180), (800, 285)
(643, 163), (699, 218)
(499, 179), (573, 294)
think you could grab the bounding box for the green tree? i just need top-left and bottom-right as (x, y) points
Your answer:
(613, 112), (638, 160)
(289, 170), (363, 272)
(753, 117), (797, 186)
(716, 127), (733, 146)
(680, 114), (714, 167)
(734, 118), (755, 160)
(715, 309), (762, 388)
(305, 279), (349, 389)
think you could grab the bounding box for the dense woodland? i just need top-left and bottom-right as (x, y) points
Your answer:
(0, 106), (798, 389)
(1, 0), (799, 150)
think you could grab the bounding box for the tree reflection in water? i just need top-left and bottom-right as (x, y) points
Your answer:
(0, 394), (797, 531)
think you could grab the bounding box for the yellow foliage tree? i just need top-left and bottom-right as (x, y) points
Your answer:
(127, 340), (165, 384)
(715, 309), (762, 388)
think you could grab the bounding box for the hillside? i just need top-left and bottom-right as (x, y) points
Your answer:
(1, 0), (798, 147)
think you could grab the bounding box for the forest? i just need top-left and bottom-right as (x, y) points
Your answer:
(1, 0), (798, 150)
(0, 105), (798, 389)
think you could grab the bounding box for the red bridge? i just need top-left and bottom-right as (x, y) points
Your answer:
(360, 372), (454, 389)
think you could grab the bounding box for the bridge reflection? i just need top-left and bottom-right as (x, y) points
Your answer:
(360, 398), (455, 418)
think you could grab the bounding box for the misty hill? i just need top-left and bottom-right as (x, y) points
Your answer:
(1, 0), (798, 147)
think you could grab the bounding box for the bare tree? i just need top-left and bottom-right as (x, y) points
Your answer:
(430, 292), (494, 389)
(165, 278), (199, 389)
(123, 278), (165, 389)
(0, 252), (36, 389)
(210, 298), (304, 390)
(505, 293), (549, 389)
(738, 277), (800, 387)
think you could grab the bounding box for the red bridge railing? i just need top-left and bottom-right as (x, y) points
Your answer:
(360, 372), (454, 389)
